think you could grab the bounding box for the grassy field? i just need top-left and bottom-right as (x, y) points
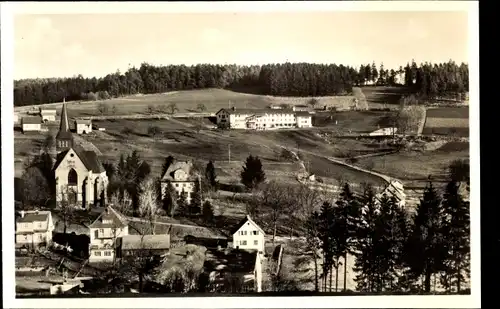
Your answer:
(14, 86), (406, 118)
(423, 107), (469, 137)
(313, 110), (396, 134)
(355, 141), (469, 184)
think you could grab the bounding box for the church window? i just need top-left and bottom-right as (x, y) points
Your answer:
(68, 168), (78, 185)
(70, 153), (74, 157)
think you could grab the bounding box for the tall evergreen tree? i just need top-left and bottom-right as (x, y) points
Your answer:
(406, 181), (447, 293)
(240, 155), (266, 190)
(205, 160), (217, 190)
(202, 200), (214, 223)
(440, 180), (470, 293)
(318, 201), (337, 292)
(190, 178), (203, 215)
(161, 156), (175, 178)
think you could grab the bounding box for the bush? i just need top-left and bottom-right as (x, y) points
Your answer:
(397, 105), (426, 135)
(279, 148), (296, 162)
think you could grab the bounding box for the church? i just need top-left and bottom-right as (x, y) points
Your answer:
(52, 103), (109, 209)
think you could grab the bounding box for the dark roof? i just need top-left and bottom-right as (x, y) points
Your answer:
(22, 116), (42, 124)
(56, 103), (73, 140)
(121, 234), (171, 251)
(294, 105), (309, 108)
(295, 111), (312, 116)
(205, 248), (258, 274)
(75, 119), (92, 125)
(161, 160), (195, 182)
(16, 211), (51, 223)
(216, 108), (296, 116)
(53, 147), (105, 173)
(231, 215), (265, 235)
(89, 206), (128, 229)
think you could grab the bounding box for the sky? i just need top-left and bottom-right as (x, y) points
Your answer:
(14, 11), (469, 80)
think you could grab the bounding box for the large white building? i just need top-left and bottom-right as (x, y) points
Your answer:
(15, 210), (54, 250)
(161, 160), (196, 204)
(232, 216), (265, 254)
(88, 206), (129, 263)
(215, 108), (312, 130)
(75, 119), (92, 134)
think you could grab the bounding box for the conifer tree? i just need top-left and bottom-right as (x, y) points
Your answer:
(205, 160), (217, 191)
(240, 155), (266, 190)
(202, 200), (214, 223)
(318, 201), (337, 292)
(161, 156), (175, 178)
(190, 179), (202, 215)
(406, 181), (447, 293)
(440, 180), (470, 293)
(353, 184), (379, 292)
(176, 189), (188, 216)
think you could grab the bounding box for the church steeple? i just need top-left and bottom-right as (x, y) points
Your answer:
(56, 100), (74, 152)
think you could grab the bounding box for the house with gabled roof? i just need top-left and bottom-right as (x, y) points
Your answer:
(160, 160), (196, 204)
(15, 210), (54, 250)
(232, 216), (265, 254)
(88, 206), (129, 263)
(53, 103), (108, 209)
(75, 119), (92, 134)
(21, 116), (42, 133)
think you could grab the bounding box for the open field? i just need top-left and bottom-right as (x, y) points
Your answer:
(312, 110), (396, 134)
(423, 107), (469, 137)
(14, 86), (406, 119)
(355, 141), (469, 184)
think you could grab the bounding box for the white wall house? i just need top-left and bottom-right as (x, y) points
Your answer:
(75, 119), (92, 134)
(88, 206), (129, 263)
(40, 109), (57, 122)
(21, 116), (42, 133)
(216, 108), (313, 130)
(232, 216), (265, 254)
(15, 210), (54, 249)
(161, 160), (196, 204)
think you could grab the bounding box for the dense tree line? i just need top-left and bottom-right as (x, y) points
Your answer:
(14, 60), (468, 106)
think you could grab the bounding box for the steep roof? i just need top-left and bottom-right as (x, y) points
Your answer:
(295, 111), (312, 117)
(21, 116), (42, 125)
(53, 147), (105, 173)
(16, 210), (51, 223)
(161, 160), (195, 182)
(56, 103), (73, 140)
(231, 215), (265, 235)
(121, 234), (171, 251)
(75, 119), (92, 125)
(89, 206), (128, 229)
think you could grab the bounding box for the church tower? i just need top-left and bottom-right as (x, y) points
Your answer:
(55, 101), (74, 152)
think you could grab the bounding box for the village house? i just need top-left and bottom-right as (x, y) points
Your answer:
(75, 119), (92, 134)
(21, 116), (42, 133)
(161, 160), (196, 204)
(292, 104), (312, 112)
(15, 210), (54, 250)
(215, 108), (313, 130)
(232, 216), (265, 254)
(40, 108), (57, 122)
(204, 247), (263, 293)
(88, 206), (129, 263)
(53, 103), (108, 209)
(376, 180), (406, 207)
(117, 234), (171, 258)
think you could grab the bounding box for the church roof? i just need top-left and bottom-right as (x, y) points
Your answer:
(161, 160), (194, 182)
(56, 103), (73, 140)
(53, 146), (105, 173)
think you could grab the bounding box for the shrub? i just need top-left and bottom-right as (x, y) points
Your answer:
(397, 105), (426, 135)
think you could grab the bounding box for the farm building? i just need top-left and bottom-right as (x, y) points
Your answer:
(118, 234), (171, 257)
(15, 210), (55, 250)
(21, 116), (42, 133)
(40, 108), (57, 122)
(160, 160), (197, 204)
(292, 105), (312, 112)
(232, 216), (265, 254)
(215, 108), (313, 130)
(204, 247), (263, 293)
(369, 127), (398, 137)
(75, 119), (92, 134)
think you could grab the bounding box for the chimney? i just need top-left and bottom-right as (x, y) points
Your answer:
(20, 210), (25, 218)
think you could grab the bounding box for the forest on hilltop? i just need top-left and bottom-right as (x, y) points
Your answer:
(14, 60), (469, 106)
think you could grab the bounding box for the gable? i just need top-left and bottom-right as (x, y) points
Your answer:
(53, 148), (87, 172)
(232, 216), (265, 236)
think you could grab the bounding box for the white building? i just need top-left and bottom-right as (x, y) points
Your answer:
(232, 216), (265, 254)
(88, 206), (129, 263)
(40, 108), (57, 122)
(161, 160), (196, 204)
(21, 116), (42, 133)
(15, 210), (54, 250)
(75, 119), (92, 134)
(14, 112), (19, 124)
(215, 108), (313, 130)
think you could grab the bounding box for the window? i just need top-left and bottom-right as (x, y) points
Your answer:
(94, 251), (101, 256)
(104, 251), (112, 256)
(175, 184), (179, 187)
(241, 240), (247, 245)
(39, 234), (43, 241)
(24, 235), (28, 241)
(99, 229), (104, 234)
(254, 240), (258, 245)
